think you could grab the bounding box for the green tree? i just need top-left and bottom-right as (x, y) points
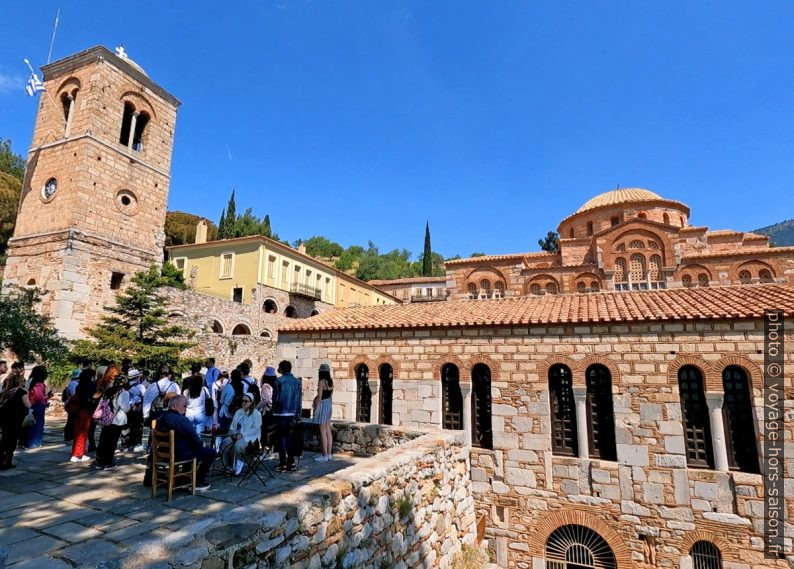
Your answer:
(217, 190), (237, 239)
(299, 236), (343, 258)
(335, 245), (365, 272)
(470, 252), (486, 257)
(0, 139), (26, 179)
(538, 231), (559, 254)
(160, 261), (188, 289)
(164, 211), (217, 247)
(262, 214), (272, 238)
(0, 287), (68, 363)
(71, 266), (193, 369)
(422, 222), (432, 276)
(217, 208), (227, 239)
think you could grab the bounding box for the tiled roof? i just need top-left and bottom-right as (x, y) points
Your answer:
(445, 252), (553, 266)
(368, 276), (448, 286)
(280, 283), (794, 332)
(575, 188), (663, 213)
(683, 246), (794, 260)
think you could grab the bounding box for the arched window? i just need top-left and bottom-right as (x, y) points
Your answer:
(545, 281), (558, 295)
(758, 269), (773, 283)
(590, 281), (600, 292)
(682, 274), (693, 288)
(211, 320), (224, 334)
(285, 305), (298, 318)
(529, 283), (542, 295)
(738, 270), (752, 284)
(586, 221), (593, 236)
(663, 212), (670, 225)
(648, 255), (662, 281)
(119, 102), (135, 145)
(648, 240), (660, 249)
(545, 524), (616, 569)
(615, 243), (625, 252)
(441, 364), (463, 430)
(355, 364), (371, 423)
(585, 365), (616, 461)
(310, 309), (320, 316)
(131, 111), (149, 151)
(614, 258), (626, 283)
(471, 364), (492, 449)
(678, 366), (714, 468)
(231, 323), (251, 336)
(679, 215), (685, 226)
(467, 282), (478, 299)
(26, 278), (36, 287)
(260, 330), (272, 339)
(379, 363), (393, 426)
(629, 239), (644, 249)
(629, 253), (646, 282)
(494, 281), (505, 298)
(569, 227), (574, 238)
(697, 273), (709, 287)
(610, 216), (619, 227)
(637, 212), (647, 219)
(549, 364), (577, 456)
(480, 279), (491, 298)
(577, 282), (586, 293)
(690, 541), (722, 569)
(263, 298), (278, 314)
(722, 366), (759, 473)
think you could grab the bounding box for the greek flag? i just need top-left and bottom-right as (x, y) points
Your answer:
(25, 72), (45, 96)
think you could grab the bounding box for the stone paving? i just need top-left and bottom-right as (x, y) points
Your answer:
(0, 419), (364, 569)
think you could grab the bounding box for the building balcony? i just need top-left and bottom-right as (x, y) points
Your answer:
(410, 289), (450, 302)
(290, 282), (322, 300)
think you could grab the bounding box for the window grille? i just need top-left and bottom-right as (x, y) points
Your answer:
(648, 240), (660, 249)
(441, 364), (463, 430)
(758, 269), (773, 283)
(590, 281), (600, 292)
(629, 239), (644, 249)
(690, 541), (722, 569)
(697, 273), (709, 287)
(379, 364), (393, 426)
(738, 270), (751, 284)
(545, 524), (616, 569)
(629, 253), (646, 282)
(549, 365), (577, 456)
(468, 282), (478, 299)
(648, 255), (662, 281)
(682, 274), (693, 287)
(494, 281), (505, 298)
(586, 365), (616, 461)
(356, 364), (371, 423)
(471, 364), (492, 449)
(529, 283), (542, 295)
(615, 243), (625, 252)
(613, 258), (626, 283)
(545, 282), (558, 295)
(577, 282), (586, 293)
(722, 366), (760, 473)
(220, 253), (234, 278)
(678, 366), (714, 468)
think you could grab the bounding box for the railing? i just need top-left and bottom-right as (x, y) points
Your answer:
(290, 282), (322, 299)
(410, 289), (450, 302)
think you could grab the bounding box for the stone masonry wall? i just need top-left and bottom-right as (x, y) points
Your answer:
(302, 421), (423, 457)
(278, 319), (794, 568)
(121, 426), (476, 569)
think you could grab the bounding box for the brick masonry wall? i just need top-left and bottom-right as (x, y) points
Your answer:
(278, 319), (794, 568)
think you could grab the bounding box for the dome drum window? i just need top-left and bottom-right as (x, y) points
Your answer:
(545, 524), (617, 569)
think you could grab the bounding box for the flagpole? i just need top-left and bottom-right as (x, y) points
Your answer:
(47, 9), (60, 64)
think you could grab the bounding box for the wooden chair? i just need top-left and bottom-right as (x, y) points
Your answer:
(151, 420), (196, 501)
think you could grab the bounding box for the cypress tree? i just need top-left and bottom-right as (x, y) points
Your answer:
(422, 222), (432, 276)
(262, 214), (271, 237)
(217, 208), (227, 239)
(225, 189), (237, 237)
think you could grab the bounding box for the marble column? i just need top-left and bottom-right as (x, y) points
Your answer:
(64, 94), (75, 137)
(127, 111), (139, 152)
(705, 391), (730, 472)
(368, 379), (380, 424)
(460, 381), (473, 446)
(572, 386), (589, 459)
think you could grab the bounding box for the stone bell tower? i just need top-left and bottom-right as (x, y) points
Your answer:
(2, 46), (180, 339)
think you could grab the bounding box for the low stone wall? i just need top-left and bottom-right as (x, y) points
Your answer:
(126, 426), (476, 569)
(302, 420), (424, 457)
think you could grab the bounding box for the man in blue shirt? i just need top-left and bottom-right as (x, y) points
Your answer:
(272, 360), (302, 471)
(205, 358), (220, 388)
(155, 395), (216, 490)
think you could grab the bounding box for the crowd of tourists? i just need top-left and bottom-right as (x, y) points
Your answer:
(0, 358), (336, 491)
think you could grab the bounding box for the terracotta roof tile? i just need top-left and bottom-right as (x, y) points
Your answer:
(445, 252), (553, 266)
(280, 283), (794, 332)
(368, 276), (448, 286)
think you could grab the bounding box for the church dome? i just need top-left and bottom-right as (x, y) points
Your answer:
(575, 188), (663, 214)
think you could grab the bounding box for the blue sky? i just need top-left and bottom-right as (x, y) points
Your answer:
(1, 1), (793, 259)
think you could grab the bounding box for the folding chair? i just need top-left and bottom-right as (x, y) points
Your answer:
(151, 422), (197, 501)
(237, 439), (275, 487)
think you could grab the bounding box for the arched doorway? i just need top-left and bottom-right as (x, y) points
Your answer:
(355, 364), (371, 423)
(441, 363), (463, 430)
(379, 363), (393, 425)
(471, 363), (492, 449)
(285, 305), (298, 318)
(231, 323), (251, 336)
(545, 524), (617, 569)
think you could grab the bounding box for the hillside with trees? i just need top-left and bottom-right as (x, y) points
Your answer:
(0, 139), (25, 266)
(754, 219), (794, 246)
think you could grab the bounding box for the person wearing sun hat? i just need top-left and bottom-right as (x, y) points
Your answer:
(221, 391), (262, 475)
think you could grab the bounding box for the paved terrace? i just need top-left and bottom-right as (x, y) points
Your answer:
(0, 419), (366, 569)
(0, 420), (475, 569)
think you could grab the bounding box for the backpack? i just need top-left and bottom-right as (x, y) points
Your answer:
(203, 387), (215, 416)
(93, 396), (115, 427)
(151, 381), (174, 416)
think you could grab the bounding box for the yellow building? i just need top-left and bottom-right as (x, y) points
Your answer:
(166, 224), (398, 311)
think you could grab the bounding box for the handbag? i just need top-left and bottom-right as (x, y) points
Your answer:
(22, 410), (35, 429)
(64, 395), (80, 414)
(203, 387), (215, 416)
